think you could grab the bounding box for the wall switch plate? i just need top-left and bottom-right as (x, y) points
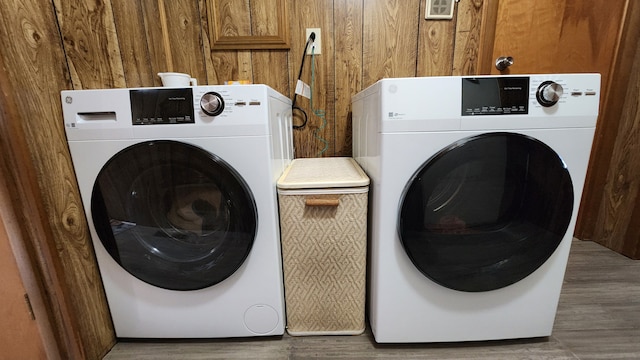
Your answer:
(425, 0), (455, 20)
(305, 28), (321, 55)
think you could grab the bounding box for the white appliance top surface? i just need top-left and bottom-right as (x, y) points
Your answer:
(62, 84), (291, 140)
(353, 73), (600, 132)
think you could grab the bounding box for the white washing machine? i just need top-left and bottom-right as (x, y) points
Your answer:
(61, 84), (293, 338)
(352, 74), (600, 343)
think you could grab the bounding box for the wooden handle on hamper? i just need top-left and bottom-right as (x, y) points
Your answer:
(305, 198), (340, 207)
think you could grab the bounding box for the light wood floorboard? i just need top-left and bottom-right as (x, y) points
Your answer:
(104, 240), (640, 359)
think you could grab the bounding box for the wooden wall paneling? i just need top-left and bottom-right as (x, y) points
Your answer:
(589, 1), (640, 258)
(197, 0), (215, 84)
(288, 0), (335, 158)
(593, 42), (640, 258)
(205, 0), (253, 85)
(208, 50), (253, 84)
(140, 0), (207, 86)
(1, 51), (67, 359)
(334, 0), (363, 156)
(250, 0), (289, 94)
(140, 0), (171, 85)
(208, 0), (289, 50)
(0, 0), (116, 358)
(161, 1), (208, 82)
(576, 0), (637, 241)
(53, 0), (126, 89)
(288, 0), (311, 154)
(250, 0), (280, 36)
(363, 0), (420, 87)
(452, 0), (486, 76)
(475, 0), (499, 74)
(111, 0), (155, 87)
(417, 0), (456, 76)
(214, 0), (252, 36)
(251, 51), (290, 95)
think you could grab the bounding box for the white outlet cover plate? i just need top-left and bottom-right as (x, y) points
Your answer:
(305, 28), (321, 55)
(425, 0), (455, 20)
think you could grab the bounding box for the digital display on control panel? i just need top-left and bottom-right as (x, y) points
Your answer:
(130, 88), (194, 125)
(462, 77), (529, 116)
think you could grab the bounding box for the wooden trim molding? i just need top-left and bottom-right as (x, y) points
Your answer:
(207, 0), (290, 50)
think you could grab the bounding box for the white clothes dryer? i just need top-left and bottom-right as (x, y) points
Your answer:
(61, 85), (293, 338)
(352, 74), (600, 343)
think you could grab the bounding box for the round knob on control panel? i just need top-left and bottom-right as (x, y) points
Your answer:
(536, 81), (564, 107)
(200, 92), (225, 116)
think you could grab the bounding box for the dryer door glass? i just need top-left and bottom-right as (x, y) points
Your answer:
(398, 132), (573, 292)
(91, 140), (257, 291)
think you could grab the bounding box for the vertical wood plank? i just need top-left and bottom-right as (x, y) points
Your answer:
(363, 0), (420, 87)
(0, 0), (116, 358)
(252, 51), (289, 94)
(452, 0), (485, 75)
(197, 0), (215, 85)
(475, 0), (499, 74)
(288, 0), (334, 158)
(111, 0), (154, 87)
(417, 0), (456, 76)
(53, 0), (126, 89)
(198, 0), (248, 85)
(334, 0), (363, 156)
(209, 51), (253, 84)
(141, 0), (207, 85)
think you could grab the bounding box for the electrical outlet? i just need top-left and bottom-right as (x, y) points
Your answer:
(305, 28), (322, 55)
(425, 0), (455, 20)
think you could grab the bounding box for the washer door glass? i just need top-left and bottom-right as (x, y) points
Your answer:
(91, 140), (257, 291)
(399, 132), (574, 292)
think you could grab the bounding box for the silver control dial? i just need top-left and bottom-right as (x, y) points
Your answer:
(200, 92), (225, 116)
(536, 81), (564, 107)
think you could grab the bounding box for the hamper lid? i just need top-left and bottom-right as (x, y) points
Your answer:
(277, 157), (370, 189)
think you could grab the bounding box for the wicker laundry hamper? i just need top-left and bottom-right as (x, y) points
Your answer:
(277, 157), (369, 336)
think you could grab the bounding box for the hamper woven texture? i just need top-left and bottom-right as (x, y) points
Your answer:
(278, 191), (368, 335)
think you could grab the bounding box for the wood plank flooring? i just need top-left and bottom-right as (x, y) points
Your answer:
(103, 240), (640, 359)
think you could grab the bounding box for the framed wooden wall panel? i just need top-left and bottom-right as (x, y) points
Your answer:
(208, 0), (290, 50)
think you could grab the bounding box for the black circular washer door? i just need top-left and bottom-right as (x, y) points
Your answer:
(91, 140), (257, 291)
(399, 132), (574, 292)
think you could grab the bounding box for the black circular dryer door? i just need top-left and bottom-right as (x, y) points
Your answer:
(399, 133), (574, 292)
(91, 140), (257, 291)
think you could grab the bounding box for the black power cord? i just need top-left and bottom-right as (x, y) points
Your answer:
(292, 32), (316, 129)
